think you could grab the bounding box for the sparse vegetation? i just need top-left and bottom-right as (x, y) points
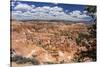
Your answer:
(74, 24), (96, 62)
(11, 20), (96, 65)
(11, 55), (40, 65)
(44, 62), (54, 64)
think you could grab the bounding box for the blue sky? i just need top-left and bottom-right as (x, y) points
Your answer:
(11, 1), (92, 21)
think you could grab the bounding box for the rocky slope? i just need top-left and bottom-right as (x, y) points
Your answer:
(11, 20), (96, 66)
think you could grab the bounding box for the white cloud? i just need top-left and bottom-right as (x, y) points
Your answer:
(65, 10), (69, 13)
(50, 6), (63, 12)
(14, 3), (33, 11)
(83, 11), (88, 14)
(12, 11), (22, 20)
(69, 10), (91, 20)
(12, 11), (22, 14)
(78, 14), (90, 18)
(12, 11), (33, 20)
(12, 3), (91, 21)
(42, 6), (51, 10)
(22, 11), (33, 16)
(70, 10), (82, 17)
(31, 5), (35, 8)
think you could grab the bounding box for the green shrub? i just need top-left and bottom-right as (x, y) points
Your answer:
(11, 55), (40, 65)
(44, 62), (54, 64)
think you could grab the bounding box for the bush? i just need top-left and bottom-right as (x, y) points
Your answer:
(76, 33), (90, 45)
(88, 23), (96, 38)
(76, 37), (81, 45)
(44, 62), (54, 64)
(73, 50), (96, 62)
(11, 55), (40, 65)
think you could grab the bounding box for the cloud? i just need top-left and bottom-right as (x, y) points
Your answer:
(12, 2), (91, 21)
(12, 11), (22, 20)
(69, 10), (91, 20)
(83, 11), (88, 14)
(50, 6), (63, 12)
(14, 3), (34, 11)
(69, 10), (82, 17)
(31, 7), (49, 13)
(31, 5), (35, 8)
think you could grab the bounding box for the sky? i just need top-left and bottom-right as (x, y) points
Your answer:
(11, 1), (93, 22)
